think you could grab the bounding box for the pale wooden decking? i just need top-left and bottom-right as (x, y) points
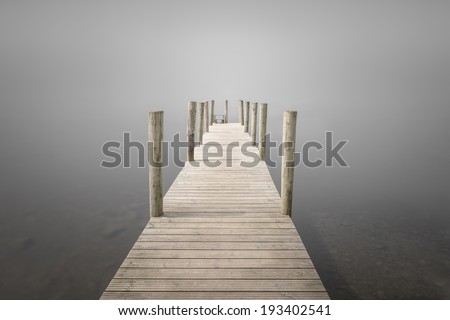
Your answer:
(101, 123), (328, 299)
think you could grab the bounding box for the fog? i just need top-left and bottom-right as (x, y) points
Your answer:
(0, 0), (449, 298)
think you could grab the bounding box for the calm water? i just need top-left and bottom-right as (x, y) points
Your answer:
(0, 111), (449, 299)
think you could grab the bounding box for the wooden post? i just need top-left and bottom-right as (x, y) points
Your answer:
(210, 100), (215, 125)
(259, 103), (268, 160)
(148, 111), (163, 217)
(281, 110), (297, 216)
(224, 100), (229, 123)
(251, 102), (258, 146)
(239, 100), (244, 125)
(198, 102), (205, 144)
(244, 101), (250, 133)
(187, 101), (196, 162)
(205, 101), (209, 133)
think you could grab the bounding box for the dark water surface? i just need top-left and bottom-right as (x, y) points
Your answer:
(0, 1), (449, 299)
(0, 110), (449, 299)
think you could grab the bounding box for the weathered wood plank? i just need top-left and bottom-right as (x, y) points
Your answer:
(126, 249), (309, 259)
(163, 202), (281, 206)
(121, 258), (314, 268)
(162, 208), (283, 213)
(105, 279), (325, 292)
(113, 268), (319, 279)
(146, 222), (294, 229)
(101, 291), (329, 300)
(150, 217), (291, 223)
(132, 241), (305, 250)
(137, 234), (301, 242)
(141, 228), (299, 235)
(160, 212), (285, 218)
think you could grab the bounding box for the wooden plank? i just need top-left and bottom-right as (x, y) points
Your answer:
(101, 291), (329, 300)
(150, 217), (291, 223)
(141, 228), (299, 235)
(163, 199), (281, 203)
(166, 190), (277, 193)
(132, 241), (305, 250)
(162, 203), (281, 207)
(105, 279), (325, 292)
(113, 268), (320, 279)
(160, 212), (285, 218)
(137, 235), (301, 242)
(126, 249), (309, 259)
(165, 191), (279, 194)
(171, 178), (273, 181)
(164, 194), (280, 198)
(121, 258), (314, 268)
(162, 209), (283, 213)
(146, 222), (294, 229)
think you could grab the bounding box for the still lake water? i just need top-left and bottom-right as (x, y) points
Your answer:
(1, 108), (449, 299)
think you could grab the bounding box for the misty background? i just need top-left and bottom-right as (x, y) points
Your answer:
(0, 1), (449, 299)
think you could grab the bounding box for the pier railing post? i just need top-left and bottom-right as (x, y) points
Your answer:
(210, 100), (215, 125)
(188, 101), (196, 162)
(259, 103), (268, 160)
(251, 102), (258, 146)
(281, 111), (297, 216)
(239, 100), (244, 125)
(244, 101), (250, 133)
(225, 100), (229, 123)
(198, 102), (205, 144)
(205, 101), (209, 133)
(148, 111), (164, 217)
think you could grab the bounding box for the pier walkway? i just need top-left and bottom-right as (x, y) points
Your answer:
(102, 120), (328, 299)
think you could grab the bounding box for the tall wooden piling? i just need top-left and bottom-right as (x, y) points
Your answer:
(251, 102), (258, 146)
(281, 111), (297, 216)
(259, 103), (268, 160)
(148, 111), (163, 217)
(187, 101), (196, 162)
(205, 101), (209, 133)
(210, 100), (215, 125)
(244, 101), (250, 133)
(225, 100), (229, 123)
(198, 102), (205, 145)
(239, 100), (244, 125)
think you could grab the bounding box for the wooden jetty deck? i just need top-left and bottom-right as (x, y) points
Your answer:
(101, 103), (328, 299)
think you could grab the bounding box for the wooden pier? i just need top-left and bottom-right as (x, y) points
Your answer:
(101, 101), (328, 299)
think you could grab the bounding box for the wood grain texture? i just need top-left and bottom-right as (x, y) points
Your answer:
(148, 111), (163, 217)
(101, 291), (329, 300)
(113, 268), (320, 279)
